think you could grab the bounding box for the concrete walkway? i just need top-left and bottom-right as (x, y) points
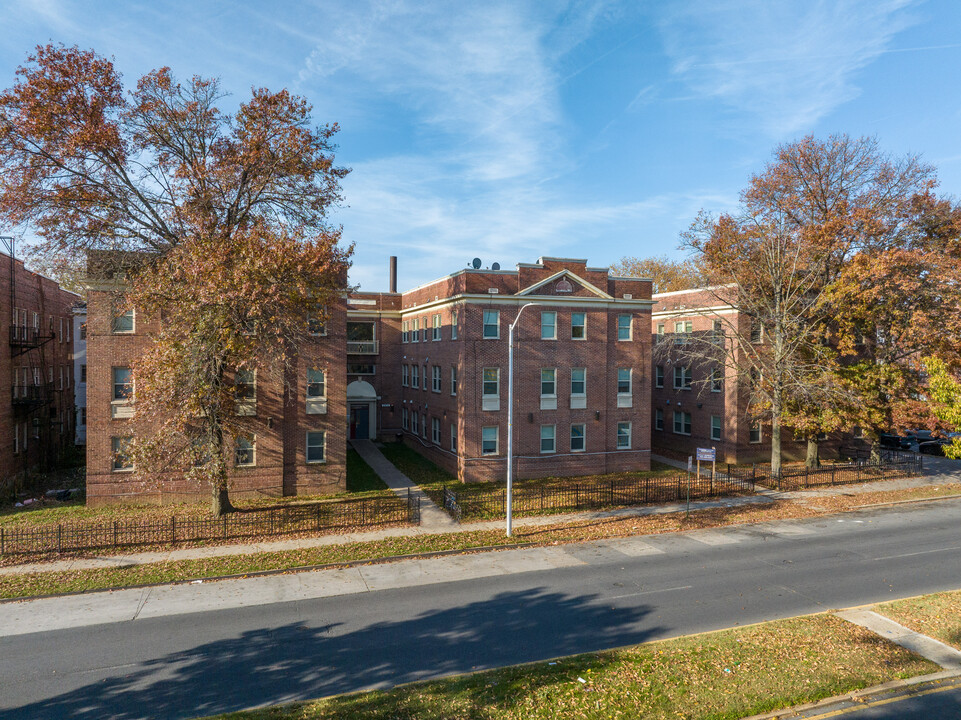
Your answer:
(836, 609), (961, 670)
(350, 439), (457, 530)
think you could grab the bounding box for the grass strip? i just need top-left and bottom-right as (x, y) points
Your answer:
(205, 614), (937, 720)
(874, 589), (961, 650)
(3, 485), (960, 600)
(346, 449), (389, 493)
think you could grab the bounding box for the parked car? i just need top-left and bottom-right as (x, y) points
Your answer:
(879, 433), (912, 451)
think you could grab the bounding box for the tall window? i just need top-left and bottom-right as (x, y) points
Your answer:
(432, 365), (442, 392)
(540, 368), (557, 410)
(749, 422), (762, 443)
(674, 320), (692, 344)
(570, 368), (586, 409)
(431, 417), (441, 444)
(570, 423), (585, 452)
(402, 365), (409, 387)
(750, 319), (763, 343)
(112, 367), (133, 401)
(655, 365), (664, 388)
(655, 408), (664, 431)
(711, 415), (722, 441)
(451, 310), (458, 340)
(306, 431), (326, 463)
(235, 370), (256, 415)
(674, 365), (692, 390)
(402, 320), (409, 343)
(112, 308), (134, 334)
(673, 411), (692, 435)
(306, 368), (327, 414)
(482, 367), (500, 411)
(235, 436), (256, 466)
(411, 411), (419, 436)
(307, 312), (327, 336)
(712, 319), (724, 344)
(540, 425), (556, 453)
(450, 423), (458, 452)
(617, 314), (632, 341)
(412, 318), (420, 342)
(411, 365), (419, 389)
(617, 422), (631, 449)
(346, 321), (376, 353)
(541, 311), (557, 340)
(482, 426), (498, 455)
(483, 310), (499, 338)
(432, 314), (442, 340)
(423, 364), (428, 390)
(711, 368), (723, 392)
(450, 366), (458, 395)
(571, 312), (586, 339)
(421, 318), (428, 342)
(402, 407), (409, 429)
(111, 437), (133, 471)
(656, 323), (665, 343)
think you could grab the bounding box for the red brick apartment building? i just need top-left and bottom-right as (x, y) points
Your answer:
(650, 286), (817, 465)
(351, 257), (654, 482)
(85, 255), (654, 504)
(84, 267), (348, 506)
(1, 247), (78, 493)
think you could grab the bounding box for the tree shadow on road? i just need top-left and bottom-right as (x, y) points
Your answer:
(8, 587), (663, 719)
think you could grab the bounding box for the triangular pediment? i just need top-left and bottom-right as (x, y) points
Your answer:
(517, 270), (612, 299)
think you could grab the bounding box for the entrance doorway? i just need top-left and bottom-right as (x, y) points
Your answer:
(350, 404), (370, 439)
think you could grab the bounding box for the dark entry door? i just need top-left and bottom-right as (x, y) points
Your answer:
(350, 405), (370, 439)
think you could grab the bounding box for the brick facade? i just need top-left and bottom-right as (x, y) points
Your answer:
(1, 249), (78, 492)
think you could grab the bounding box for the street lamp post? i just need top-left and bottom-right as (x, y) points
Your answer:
(507, 301), (539, 536)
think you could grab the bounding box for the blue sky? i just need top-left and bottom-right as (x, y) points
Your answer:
(2, 0), (960, 291)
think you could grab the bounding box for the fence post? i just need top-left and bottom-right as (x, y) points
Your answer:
(170, 516), (175, 544)
(57, 524), (62, 554)
(223, 514), (228, 540)
(316, 503), (321, 531)
(610, 480), (615, 506)
(113, 520), (118, 547)
(1, 527), (4, 555)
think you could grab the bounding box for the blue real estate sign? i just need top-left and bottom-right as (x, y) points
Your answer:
(696, 447), (716, 462)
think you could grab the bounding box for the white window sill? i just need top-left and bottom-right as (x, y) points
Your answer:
(540, 396), (557, 410)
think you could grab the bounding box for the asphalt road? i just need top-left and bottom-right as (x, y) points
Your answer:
(3, 498), (961, 719)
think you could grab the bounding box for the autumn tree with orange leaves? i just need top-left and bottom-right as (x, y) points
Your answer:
(0, 45), (351, 515)
(610, 254), (707, 294)
(684, 134), (944, 474)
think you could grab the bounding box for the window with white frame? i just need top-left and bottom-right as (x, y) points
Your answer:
(402, 407), (409, 429)
(617, 314), (632, 341)
(749, 422), (762, 443)
(402, 320), (409, 343)
(411, 411), (419, 436)
(617, 422), (631, 449)
(570, 423), (585, 452)
(711, 415), (722, 441)
(571, 312), (586, 339)
(306, 368), (327, 414)
(306, 431), (326, 463)
(450, 423), (457, 452)
(483, 310), (499, 339)
(111, 307), (134, 334)
(112, 367), (134, 419)
(235, 436), (256, 466)
(412, 318), (419, 342)
(431, 417), (441, 443)
(570, 367), (586, 409)
(421, 318), (428, 342)
(432, 365), (441, 392)
(422, 364), (428, 389)
(541, 311), (556, 340)
(421, 413), (428, 438)
(402, 365), (409, 387)
(411, 365), (419, 388)
(655, 365), (664, 388)
(711, 368), (723, 392)
(308, 311), (327, 336)
(451, 309), (458, 340)
(673, 411), (692, 435)
(656, 323), (665, 343)
(432, 314), (442, 340)
(482, 367), (500, 411)
(540, 368), (556, 410)
(112, 436), (133, 471)
(673, 365), (692, 390)
(712, 319), (724, 344)
(540, 424), (556, 453)
(674, 320), (693, 344)
(450, 366), (458, 395)
(750, 319), (763, 344)
(235, 369), (256, 415)
(482, 426), (498, 455)
(617, 368), (632, 408)
(655, 408), (664, 431)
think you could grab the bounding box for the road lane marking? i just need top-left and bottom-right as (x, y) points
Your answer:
(874, 544), (961, 561)
(608, 585), (693, 601)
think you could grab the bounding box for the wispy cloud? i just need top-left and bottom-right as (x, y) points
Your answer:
(657, 0), (920, 137)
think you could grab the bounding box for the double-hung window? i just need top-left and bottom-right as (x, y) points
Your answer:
(617, 422), (631, 449)
(541, 311), (556, 340)
(431, 417), (441, 443)
(308, 313), (327, 336)
(306, 368), (327, 414)
(617, 368), (632, 408)
(306, 431), (326, 463)
(235, 436), (256, 466)
(482, 368), (500, 411)
(432, 314), (442, 341)
(482, 426), (498, 455)
(235, 370), (256, 415)
(402, 407), (409, 430)
(450, 366), (458, 396)
(431, 365), (441, 392)
(570, 368), (586, 409)
(112, 437), (133, 471)
(402, 320), (409, 343)
(570, 423), (585, 452)
(749, 422), (762, 443)
(571, 312), (586, 339)
(402, 365), (409, 387)
(711, 368), (723, 392)
(711, 415), (722, 441)
(674, 320), (692, 344)
(450, 310), (458, 340)
(450, 423), (458, 452)
(411, 411), (419, 436)
(540, 368), (557, 410)
(673, 411), (692, 435)
(674, 365), (692, 390)
(112, 367), (134, 419)
(412, 318), (420, 342)
(112, 308), (134, 334)
(411, 365), (419, 389)
(655, 365), (664, 388)
(540, 425), (556, 453)
(655, 408), (664, 431)
(617, 314), (632, 340)
(483, 310), (499, 339)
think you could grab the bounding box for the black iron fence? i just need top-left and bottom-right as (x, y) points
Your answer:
(443, 471), (757, 521)
(0, 493), (420, 556)
(767, 456), (922, 491)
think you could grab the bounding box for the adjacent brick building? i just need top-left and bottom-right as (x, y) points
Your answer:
(85, 255), (655, 503)
(1, 247), (78, 493)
